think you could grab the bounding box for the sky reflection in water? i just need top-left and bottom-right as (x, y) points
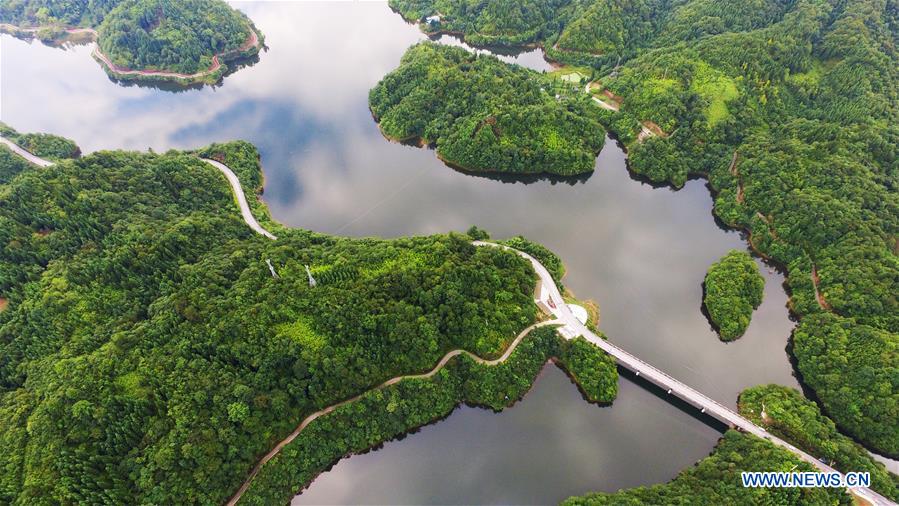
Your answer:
(1, 1), (803, 502)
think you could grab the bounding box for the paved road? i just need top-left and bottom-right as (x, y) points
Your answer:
(2, 22), (259, 81)
(0, 139), (277, 240)
(201, 159), (277, 240)
(475, 240), (896, 506)
(225, 319), (562, 505)
(0, 137), (55, 167)
(2, 137), (891, 504)
(93, 28), (259, 80)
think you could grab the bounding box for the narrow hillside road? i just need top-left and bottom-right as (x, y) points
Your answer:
(92, 27), (259, 80)
(475, 240), (895, 506)
(0, 137), (54, 167)
(0, 139), (276, 239)
(201, 158), (277, 240)
(1, 137), (891, 505)
(811, 264), (832, 311)
(225, 319), (562, 505)
(1, 22), (259, 81)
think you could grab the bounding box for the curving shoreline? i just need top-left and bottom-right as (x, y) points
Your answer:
(0, 22), (260, 84)
(225, 319), (562, 505)
(1, 138), (893, 505)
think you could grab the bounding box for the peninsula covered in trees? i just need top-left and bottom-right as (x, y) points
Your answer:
(0, 0), (261, 82)
(702, 250), (765, 341)
(739, 385), (899, 501)
(0, 138), (598, 503)
(369, 42), (605, 176)
(590, 0), (898, 457)
(563, 430), (850, 505)
(390, 0), (898, 457)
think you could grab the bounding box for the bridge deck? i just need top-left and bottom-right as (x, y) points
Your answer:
(475, 241), (895, 506)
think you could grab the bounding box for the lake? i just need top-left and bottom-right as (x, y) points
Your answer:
(0, 1), (805, 502)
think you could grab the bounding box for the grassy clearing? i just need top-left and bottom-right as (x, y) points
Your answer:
(691, 62), (739, 126)
(276, 317), (327, 352)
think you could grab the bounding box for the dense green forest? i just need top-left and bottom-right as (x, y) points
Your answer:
(389, 0), (899, 457)
(563, 430), (851, 505)
(0, 146), (33, 185)
(591, 0), (898, 456)
(0, 0), (259, 76)
(0, 139), (572, 504)
(0, 123), (80, 161)
(739, 385), (899, 501)
(390, 0), (803, 66)
(555, 336), (617, 403)
(242, 326), (619, 504)
(369, 42), (605, 175)
(702, 250), (765, 341)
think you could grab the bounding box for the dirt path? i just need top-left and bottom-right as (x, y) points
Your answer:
(2, 22), (259, 81)
(224, 319), (561, 505)
(811, 264), (832, 311)
(729, 151), (745, 204)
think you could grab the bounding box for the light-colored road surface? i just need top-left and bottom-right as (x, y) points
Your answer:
(201, 158), (277, 240)
(2, 137), (892, 504)
(92, 28), (259, 80)
(225, 319), (562, 505)
(1, 23), (259, 81)
(0, 137), (54, 167)
(475, 240), (896, 506)
(0, 140), (276, 239)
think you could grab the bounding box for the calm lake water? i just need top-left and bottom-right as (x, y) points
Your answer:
(1, 1), (806, 502)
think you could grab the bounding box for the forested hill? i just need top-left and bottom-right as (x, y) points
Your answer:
(0, 0), (260, 75)
(592, 0), (898, 458)
(390, 0), (899, 458)
(370, 42), (606, 176)
(0, 140), (542, 503)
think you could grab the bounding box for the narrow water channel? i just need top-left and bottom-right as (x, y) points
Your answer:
(0, 1), (812, 501)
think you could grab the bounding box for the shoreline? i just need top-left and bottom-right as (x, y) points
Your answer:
(0, 21), (262, 85)
(225, 319), (562, 505)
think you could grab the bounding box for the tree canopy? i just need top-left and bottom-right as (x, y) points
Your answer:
(703, 250), (765, 341)
(563, 430), (850, 505)
(739, 384), (899, 501)
(0, 0), (260, 76)
(0, 123), (81, 162)
(389, 0), (899, 457)
(370, 42), (605, 176)
(0, 139), (559, 504)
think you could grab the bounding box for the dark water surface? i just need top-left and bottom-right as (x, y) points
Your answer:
(2, 1), (804, 502)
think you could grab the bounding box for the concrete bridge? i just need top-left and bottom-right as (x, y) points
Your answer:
(2, 139), (892, 505)
(476, 241), (896, 506)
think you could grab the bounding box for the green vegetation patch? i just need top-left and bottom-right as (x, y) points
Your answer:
(388, 0), (573, 47)
(702, 250), (765, 341)
(590, 0), (897, 452)
(563, 430), (849, 505)
(690, 62), (738, 126)
(739, 385), (899, 501)
(0, 145), (34, 184)
(241, 326), (620, 504)
(0, 122), (80, 162)
(555, 335), (618, 403)
(0, 0), (260, 79)
(369, 42), (605, 176)
(793, 314), (899, 458)
(499, 236), (565, 289)
(0, 138), (551, 504)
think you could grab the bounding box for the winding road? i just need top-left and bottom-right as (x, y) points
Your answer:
(201, 158), (277, 240)
(1, 23), (260, 82)
(1, 140), (892, 505)
(0, 137), (54, 167)
(224, 319), (562, 505)
(475, 240), (895, 506)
